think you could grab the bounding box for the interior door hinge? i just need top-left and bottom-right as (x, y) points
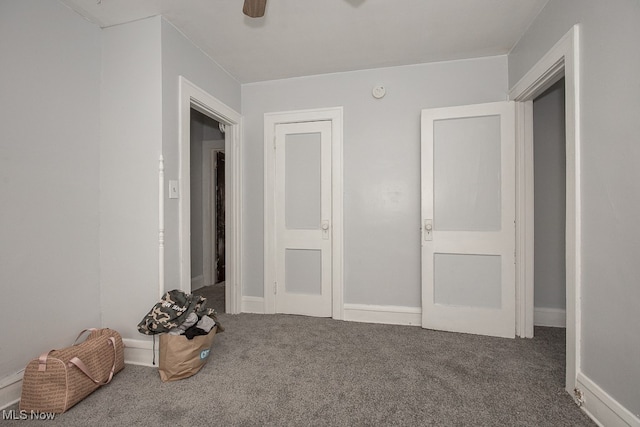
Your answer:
(273, 281), (277, 295)
(273, 137), (276, 150)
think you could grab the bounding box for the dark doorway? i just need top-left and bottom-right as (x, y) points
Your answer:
(190, 108), (226, 314)
(215, 151), (226, 284)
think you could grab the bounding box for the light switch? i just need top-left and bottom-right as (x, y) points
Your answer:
(169, 180), (179, 199)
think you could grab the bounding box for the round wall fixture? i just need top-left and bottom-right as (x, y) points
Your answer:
(372, 85), (386, 99)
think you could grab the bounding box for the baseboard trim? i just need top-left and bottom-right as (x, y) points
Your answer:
(241, 296), (265, 314)
(191, 275), (205, 290)
(534, 307), (566, 327)
(343, 304), (421, 326)
(577, 372), (640, 427)
(0, 370), (23, 410)
(123, 338), (159, 368)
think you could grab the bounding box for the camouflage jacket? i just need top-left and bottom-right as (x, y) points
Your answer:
(137, 289), (223, 335)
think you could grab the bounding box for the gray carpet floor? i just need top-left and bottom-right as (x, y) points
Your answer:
(4, 314), (594, 426)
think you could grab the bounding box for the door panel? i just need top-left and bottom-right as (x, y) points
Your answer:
(421, 102), (515, 338)
(285, 133), (322, 229)
(275, 121), (332, 317)
(434, 115), (502, 231)
(433, 253), (502, 309)
(285, 249), (322, 295)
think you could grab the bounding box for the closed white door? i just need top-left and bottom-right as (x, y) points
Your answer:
(275, 121), (332, 317)
(421, 102), (516, 338)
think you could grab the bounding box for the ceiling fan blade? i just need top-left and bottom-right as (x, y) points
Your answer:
(243, 0), (267, 18)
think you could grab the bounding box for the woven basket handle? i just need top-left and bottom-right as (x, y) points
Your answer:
(67, 337), (117, 385)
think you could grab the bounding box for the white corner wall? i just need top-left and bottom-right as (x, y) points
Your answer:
(100, 16), (163, 339)
(241, 56), (508, 306)
(0, 0), (101, 385)
(99, 16), (240, 350)
(509, 0), (640, 419)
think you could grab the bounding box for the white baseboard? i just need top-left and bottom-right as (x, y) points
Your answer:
(534, 307), (566, 327)
(343, 304), (421, 326)
(241, 296), (265, 314)
(123, 338), (159, 368)
(191, 275), (204, 290)
(577, 372), (640, 427)
(0, 370), (23, 410)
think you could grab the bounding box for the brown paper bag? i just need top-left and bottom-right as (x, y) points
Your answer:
(158, 327), (217, 382)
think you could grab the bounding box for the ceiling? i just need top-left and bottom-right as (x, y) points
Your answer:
(60, 0), (549, 83)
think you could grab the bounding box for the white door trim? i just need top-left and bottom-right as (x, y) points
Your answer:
(178, 76), (243, 314)
(509, 25), (581, 394)
(264, 107), (344, 319)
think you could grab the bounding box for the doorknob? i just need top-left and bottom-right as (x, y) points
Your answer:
(423, 219), (433, 241)
(321, 220), (330, 239)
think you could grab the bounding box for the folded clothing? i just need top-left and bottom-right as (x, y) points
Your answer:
(196, 315), (216, 333)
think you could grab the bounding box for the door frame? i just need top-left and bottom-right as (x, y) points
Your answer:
(178, 76), (242, 314)
(263, 107), (344, 319)
(509, 25), (581, 394)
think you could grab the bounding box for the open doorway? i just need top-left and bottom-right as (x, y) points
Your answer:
(190, 108), (226, 314)
(531, 78), (567, 388)
(178, 76), (242, 315)
(533, 78), (566, 330)
(510, 26), (580, 396)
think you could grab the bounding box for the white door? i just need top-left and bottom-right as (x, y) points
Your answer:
(275, 121), (332, 317)
(421, 102), (516, 338)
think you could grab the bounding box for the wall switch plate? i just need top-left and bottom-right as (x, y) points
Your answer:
(169, 180), (179, 199)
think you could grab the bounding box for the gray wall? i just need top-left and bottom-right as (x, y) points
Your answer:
(100, 16), (163, 338)
(99, 17), (240, 340)
(160, 18), (241, 294)
(533, 79), (566, 310)
(0, 0), (101, 378)
(509, 0), (640, 414)
(241, 56), (508, 304)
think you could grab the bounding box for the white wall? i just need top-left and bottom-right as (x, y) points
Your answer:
(160, 18), (241, 294)
(100, 16), (163, 338)
(98, 16), (240, 341)
(509, 0), (640, 415)
(99, 16), (240, 342)
(241, 56), (508, 305)
(0, 0), (101, 378)
(533, 79), (566, 311)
